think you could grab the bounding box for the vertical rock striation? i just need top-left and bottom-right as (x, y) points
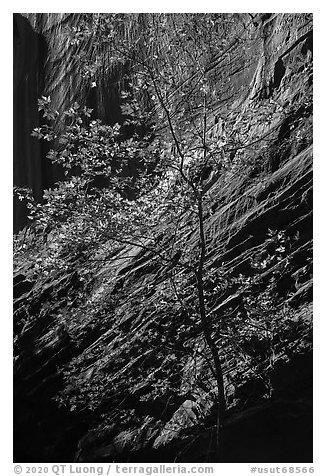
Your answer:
(13, 13), (313, 463)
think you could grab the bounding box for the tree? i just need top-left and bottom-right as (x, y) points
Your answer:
(14, 14), (308, 462)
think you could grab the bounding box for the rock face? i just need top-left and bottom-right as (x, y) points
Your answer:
(13, 13), (128, 232)
(14, 14), (312, 463)
(13, 14), (46, 232)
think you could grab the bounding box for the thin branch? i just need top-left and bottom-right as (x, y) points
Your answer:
(103, 232), (194, 273)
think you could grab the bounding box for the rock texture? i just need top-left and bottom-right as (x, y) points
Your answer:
(13, 13), (128, 232)
(13, 13), (46, 232)
(14, 14), (313, 463)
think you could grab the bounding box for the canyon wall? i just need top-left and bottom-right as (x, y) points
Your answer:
(13, 13), (313, 463)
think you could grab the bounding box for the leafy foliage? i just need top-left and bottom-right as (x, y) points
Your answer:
(14, 13), (313, 462)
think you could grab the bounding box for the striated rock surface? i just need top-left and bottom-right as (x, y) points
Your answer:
(13, 13), (46, 232)
(14, 14), (312, 463)
(14, 13), (130, 231)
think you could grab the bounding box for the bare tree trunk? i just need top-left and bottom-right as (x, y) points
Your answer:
(196, 194), (226, 462)
(151, 70), (227, 460)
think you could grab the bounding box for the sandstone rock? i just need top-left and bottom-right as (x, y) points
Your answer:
(13, 13), (313, 463)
